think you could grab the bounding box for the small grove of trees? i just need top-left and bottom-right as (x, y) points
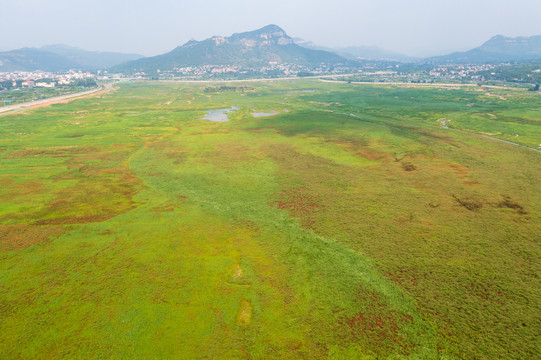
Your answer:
(72, 78), (98, 88)
(528, 84), (540, 91)
(204, 85), (254, 93)
(0, 80), (23, 90)
(478, 62), (541, 85)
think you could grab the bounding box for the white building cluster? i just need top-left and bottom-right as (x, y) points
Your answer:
(0, 70), (95, 88)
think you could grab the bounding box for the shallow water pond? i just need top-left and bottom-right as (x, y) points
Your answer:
(203, 106), (239, 122)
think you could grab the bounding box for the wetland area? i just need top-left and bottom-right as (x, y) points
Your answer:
(1, 79), (540, 360)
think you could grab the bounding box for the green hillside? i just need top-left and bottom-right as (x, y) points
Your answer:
(111, 25), (351, 73)
(0, 48), (81, 72)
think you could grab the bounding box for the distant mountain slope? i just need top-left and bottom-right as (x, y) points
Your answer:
(0, 48), (81, 72)
(0, 46), (144, 72)
(111, 25), (351, 73)
(41, 44), (143, 70)
(293, 38), (414, 62)
(292, 38), (336, 52)
(427, 35), (541, 64)
(336, 46), (415, 62)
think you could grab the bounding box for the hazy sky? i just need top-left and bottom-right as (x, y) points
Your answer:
(2, 0), (541, 57)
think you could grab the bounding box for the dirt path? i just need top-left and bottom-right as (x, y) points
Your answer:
(319, 79), (480, 88)
(0, 83), (114, 117)
(156, 73), (358, 84)
(319, 79), (529, 91)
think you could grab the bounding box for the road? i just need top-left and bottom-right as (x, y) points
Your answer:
(0, 84), (113, 116)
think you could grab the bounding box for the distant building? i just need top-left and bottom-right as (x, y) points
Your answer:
(35, 82), (55, 88)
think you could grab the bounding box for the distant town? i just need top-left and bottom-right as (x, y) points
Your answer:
(0, 71), (98, 106)
(3, 61), (540, 85)
(1, 60), (540, 108)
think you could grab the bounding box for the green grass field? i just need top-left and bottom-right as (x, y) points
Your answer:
(1, 80), (540, 359)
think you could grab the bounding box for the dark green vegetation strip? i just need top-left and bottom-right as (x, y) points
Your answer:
(0, 80), (540, 359)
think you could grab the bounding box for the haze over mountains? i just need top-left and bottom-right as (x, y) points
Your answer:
(426, 35), (541, 64)
(0, 48), (81, 73)
(0, 45), (142, 72)
(1, 25), (541, 73)
(41, 45), (143, 70)
(292, 38), (416, 62)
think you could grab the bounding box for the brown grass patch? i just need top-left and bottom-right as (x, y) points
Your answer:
(357, 148), (392, 161)
(273, 189), (321, 220)
(35, 214), (114, 225)
(152, 203), (176, 213)
(497, 196), (527, 215)
(339, 287), (414, 356)
(452, 194), (483, 211)
(401, 162), (417, 171)
(5, 146), (98, 159)
(0, 224), (65, 251)
(26, 168), (140, 225)
(383, 268), (424, 288)
(446, 163), (470, 178)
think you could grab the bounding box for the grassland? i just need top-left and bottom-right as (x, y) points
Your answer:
(0, 80), (540, 359)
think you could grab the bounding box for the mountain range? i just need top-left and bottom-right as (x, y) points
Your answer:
(0, 48), (80, 72)
(2, 26), (541, 73)
(110, 25), (350, 73)
(0, 45), (142, 72)
(292, 38), (415, 62)
(41, 45), (143, 70)
(426, 35), (541, 64)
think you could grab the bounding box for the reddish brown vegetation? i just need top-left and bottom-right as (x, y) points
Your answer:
(339, 288), (415, 356)
(273, 188), (321, 228)
(0, 224), (65, 250)
(401, 162), (417, 171)
(6, 146), (99, 159)
(383, 268), (423, 288)
(35, 214), (113, 225)
(446, 163), (470, 178)
(152, 204), (176, 213)
(357, 148), (392, 161)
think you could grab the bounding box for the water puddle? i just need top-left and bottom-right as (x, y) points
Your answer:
(439, 119), (448, 128)
(202, 106), (239, 122)
(252, 111), (280, 118)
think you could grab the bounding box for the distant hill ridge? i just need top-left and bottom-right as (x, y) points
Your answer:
(0, 48), (80, 72)
(427, 35), (541, 64)
(41, 45), (143, 70)
(2, 31), (541, 73)
(111, 24), (351, 73)
(0, 45), (143, 72)
(292, 38), (415, 62)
